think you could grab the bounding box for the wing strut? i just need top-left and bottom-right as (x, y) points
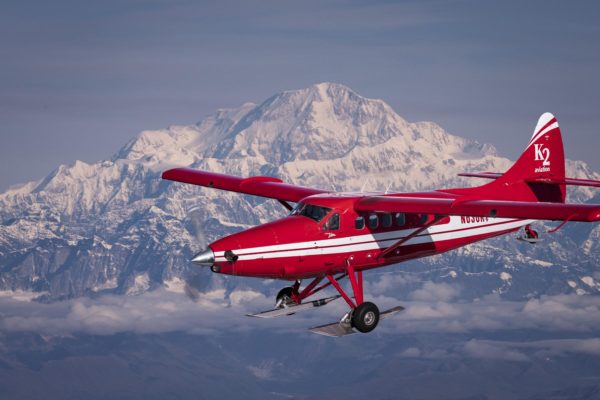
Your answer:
(278, 200), (293, 211)
(378, 215), (445, 258)
(547, 214), (576, 233)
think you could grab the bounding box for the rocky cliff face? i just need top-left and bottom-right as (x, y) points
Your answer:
(1, 82), (599, 300)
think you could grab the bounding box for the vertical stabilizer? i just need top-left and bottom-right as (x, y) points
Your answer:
(493, 113), (566, 202)
(453, 113), (567, 203)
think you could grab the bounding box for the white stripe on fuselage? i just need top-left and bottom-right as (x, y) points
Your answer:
(214, 217), (532, 262)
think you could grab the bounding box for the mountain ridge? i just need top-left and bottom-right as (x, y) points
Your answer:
(1, 82), (599, 300)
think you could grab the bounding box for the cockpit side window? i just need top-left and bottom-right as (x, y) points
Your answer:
(324, 213), (340, 230)
(290, 202), (303, 214)
(291, 202), (332, 223)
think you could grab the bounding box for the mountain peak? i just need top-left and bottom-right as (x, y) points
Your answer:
(1, 83), (599, 299)
(276, 81), (382, 110)
(201, 82), (415, 164)
(286, 82), (358, 101)
(113, 82), (493, 169)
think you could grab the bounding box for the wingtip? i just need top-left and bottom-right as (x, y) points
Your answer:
(161, 168), (176, 180)
(161, 167), (187, 180)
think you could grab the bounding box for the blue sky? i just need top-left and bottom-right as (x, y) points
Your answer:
(1, 0), (599, 191)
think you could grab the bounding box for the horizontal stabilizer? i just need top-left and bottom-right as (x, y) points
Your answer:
(525, 176), (600, 188)
(458, 172), (503, 180)
(458, 172), (600, 188)
(247, 295), (340, 318)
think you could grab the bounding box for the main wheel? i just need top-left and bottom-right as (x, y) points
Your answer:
(275, 287), (294, 307)
(351, 302), (380, 333)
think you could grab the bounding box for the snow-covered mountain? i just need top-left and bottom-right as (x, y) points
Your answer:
(1, 82), (599, 300)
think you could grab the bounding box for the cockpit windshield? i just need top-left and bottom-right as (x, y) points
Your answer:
(290, 202), (332, 223)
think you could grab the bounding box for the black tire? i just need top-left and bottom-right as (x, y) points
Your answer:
(351, 302), (380, 333)
(276, 287), (294, 304)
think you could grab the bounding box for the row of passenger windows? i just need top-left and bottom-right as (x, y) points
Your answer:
(355, 212), (428, 230)
(291, 202), (431, 231)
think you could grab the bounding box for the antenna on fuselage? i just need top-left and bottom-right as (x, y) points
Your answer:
(360, 181), (368, 193)
(384, 182), (393, 194)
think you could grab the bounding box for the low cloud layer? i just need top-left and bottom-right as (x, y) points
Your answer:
(463, 338), (600, 361)
(0, 286), (272, 336)
(0, 281), (599, 340)
(370, 281), (600, 334)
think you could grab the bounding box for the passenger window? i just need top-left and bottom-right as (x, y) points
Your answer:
(420, 214), (429, 224)
(324, 213), (340, 230)
(382, 213), (392, 228)
(355, 216), (365, 229)
(395, 212), (405, 226)
(368, 214), (379, 229)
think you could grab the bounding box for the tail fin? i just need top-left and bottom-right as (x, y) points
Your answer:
(477, 113), (566, 203)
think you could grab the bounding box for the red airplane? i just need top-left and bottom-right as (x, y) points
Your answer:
(162, 113), (600, 336)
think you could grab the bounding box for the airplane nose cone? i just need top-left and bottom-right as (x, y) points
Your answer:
(191, 248), (215, 266)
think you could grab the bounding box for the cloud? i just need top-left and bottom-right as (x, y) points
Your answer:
(382, 291), (600, 334)
(367, 272), (421, 293)
(409, 281), (461, 302)
(0, 287), (273, 336)
(399, 347), (421, 357)
(533, 339), (600, 357)
(247, 360), (282, 380)
(398, 347), (450, 360)
(458, 338), (600, 363)
(463, 340), (529, 362)
(501, 338), (600, 357)
(0, 282), (599, 339)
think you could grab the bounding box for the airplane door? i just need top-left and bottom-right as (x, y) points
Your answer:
(320, 212), (344, 271)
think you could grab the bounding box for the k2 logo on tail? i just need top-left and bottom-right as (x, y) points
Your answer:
(534, 143), (551, 173)
(534, 143), (551, 166)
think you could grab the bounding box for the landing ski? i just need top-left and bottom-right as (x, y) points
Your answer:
(309, 305), (405, 337)
(247, 295), (341, 318)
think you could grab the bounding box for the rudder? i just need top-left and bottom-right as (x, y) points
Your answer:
(455, 113), (568, 203)
(494, 112), (566, 202)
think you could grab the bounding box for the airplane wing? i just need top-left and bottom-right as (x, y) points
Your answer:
(162, 168), (328, 203)
(355, 196), (600, 222)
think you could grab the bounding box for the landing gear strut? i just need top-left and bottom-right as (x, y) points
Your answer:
(274, 278), (322, 308)
(275, 286), (294, 308)
(525, 225), (539, 240)
(518, 224), (541, 244)
(263, 262), (403, 336)
(325, 261), (380, 333)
